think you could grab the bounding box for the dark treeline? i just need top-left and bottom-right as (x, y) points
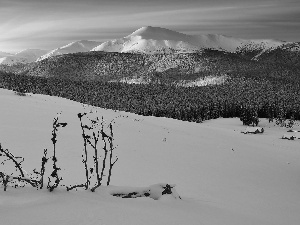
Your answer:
(1, 71), (300, 123)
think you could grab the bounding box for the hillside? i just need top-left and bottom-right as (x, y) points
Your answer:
(16, 49), (299, 84)
(254, 42), (300, 67)
(19, 50), (244, 81)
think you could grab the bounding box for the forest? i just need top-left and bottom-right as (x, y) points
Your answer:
(0, 71), (299, 125)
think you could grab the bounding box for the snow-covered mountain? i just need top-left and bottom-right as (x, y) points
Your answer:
(37, 40), (102, 61)
(0, 51), (13, 58)
(92, 26), (285, 54)
(0, 26), (296, 68)
(0, 49), (48, 65)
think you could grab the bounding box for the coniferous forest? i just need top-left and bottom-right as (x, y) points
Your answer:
(1, 71), (299, 124)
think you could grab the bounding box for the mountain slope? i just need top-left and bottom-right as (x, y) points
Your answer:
(21, 50), (261, 82)
(37, 40), (102, 61)
(0, 51), (13, 58)
(19, 47), (300, 83)
(0, 49), (48, 65)
(92, 26), (285, 54)
(254, 42), (300, 67)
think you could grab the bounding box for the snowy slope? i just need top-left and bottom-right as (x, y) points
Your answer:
(0, 88), (300, 225)
(37, 40), (102, 61)
(92, 26), (285, 54)
(0, 49), (48, 65)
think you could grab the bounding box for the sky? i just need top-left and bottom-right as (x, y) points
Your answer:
(0, 0), (300, 53)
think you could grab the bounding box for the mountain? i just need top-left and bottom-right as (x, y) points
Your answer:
(37, 40), (102, 61)
(20, 48), (298, 83)
(0, 51), (13, 58)
(1, 26), (299, 83)
(21, 50), (247, 80)
(0, 49), (48, 65)
(254, 42), (300, 67)
(0, 26), (292, 65)
(92, 26), (285, 54)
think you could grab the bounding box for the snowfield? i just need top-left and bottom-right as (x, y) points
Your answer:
(0, 88), (300, 225)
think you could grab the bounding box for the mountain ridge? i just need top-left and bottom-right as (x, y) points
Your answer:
(0, 51), (13, 58)
(0, 26), (296, 65)
(1, 26), (299, 83)
(92, 26), (286, 54)
(0, 49), (48, 65)
(36, 40), (102, 61)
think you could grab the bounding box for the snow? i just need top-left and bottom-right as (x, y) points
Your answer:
(179, 75), (229, 87)
(118, 75), (229, 86)
(0, 49), (48, 65)
(0, 88), (300, 225)
(37, 40), (102, 61)
(92, 26), (285, 54)
(241, 126), (264, 134)
(106, 183), (181, 200)
(282, 132), (300, 140)
(0, 51), (13, 58)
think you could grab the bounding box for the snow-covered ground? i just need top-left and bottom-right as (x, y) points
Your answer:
(0, 88), (300, 225)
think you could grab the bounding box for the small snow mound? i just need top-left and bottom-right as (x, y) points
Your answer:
(242, 127), (264, 134)
(108, 183), (181, 200)
(287, 129), (300, 133)
(282, 133), (300, 140)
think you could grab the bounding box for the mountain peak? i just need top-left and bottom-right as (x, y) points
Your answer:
(91, 26), (287, 54)
(127, 26), (190, 42)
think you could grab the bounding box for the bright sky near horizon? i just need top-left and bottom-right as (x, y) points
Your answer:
(0, 0), (300, 53)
